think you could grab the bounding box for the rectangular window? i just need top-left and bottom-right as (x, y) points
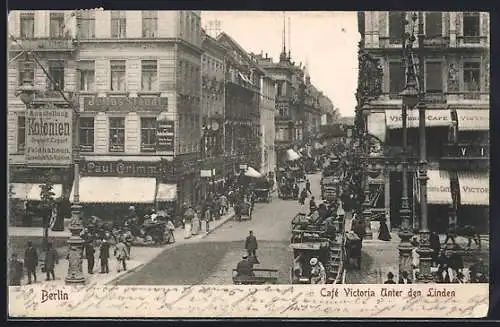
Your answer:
(50, 12), (65, 38)
(141, 60), (158, 91)
(20, 12), (35, 38)
(425, 12), (442, 37)
(463, 12), (480, 43)
(78, 61), (95, 91)
(77, 11), (95, 39)
(109, 117), (125, 152)
(389, 61), (405, 96)
(79, 117), (94, 152)
(48, 60), (65, 91)
(425, 61), (443, 92)
(142, 11), (158, 38)
(17, 116), (26, 153)
(18, 60), (35, 86)
(464, 61), (480, 99)
(141, 117), (157, 152)
(111, 11), (127, 38)
(389, 11), (405, 44)
(110, 60), (126, 91)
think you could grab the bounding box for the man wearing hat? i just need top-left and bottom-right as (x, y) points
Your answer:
(236, 254), (254, 277)
(310, 257), (326, 284)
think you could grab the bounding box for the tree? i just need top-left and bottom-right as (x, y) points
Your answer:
(39, 180), (55, 252)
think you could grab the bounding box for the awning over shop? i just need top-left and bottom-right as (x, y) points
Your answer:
(71, 177), (156, 204)
(286, 149), (301, 161)
(367, 112), (386, 142)
(386, 109), (451, 129)
(458, 171), (489, 206)
(9, 183), (63, 201)
(244, 167), (263, 178)
(456, 109), (489, 131)
(156, 183), (177, 202)
(427, 170), (452, 204)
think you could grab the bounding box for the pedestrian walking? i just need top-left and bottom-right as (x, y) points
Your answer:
(192, 209), (200, 236)
(114, 239), (128, 273)
(305, 179), (312, 195)
(309, 196), (318, 214)
(44, 242), (58, 281)
(183, 203), (194, 239)
(85, 241), (95, 274)
(166, 219), (176, 243)
(378, 220), (391, 241)
(24, 241), (38, 284)
(299, 188), (308, 205)
(99, 239), (110, 274)
(124, 230), (133, 260)
(245, 230), (259, 263)
(9, 253), (23, 286)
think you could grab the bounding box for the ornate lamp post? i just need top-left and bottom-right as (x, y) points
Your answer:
(14, 46), (86, 284)
(414, 11), (433, 283)
(398, 13), (420, 280)
(360, 105), (373, 240)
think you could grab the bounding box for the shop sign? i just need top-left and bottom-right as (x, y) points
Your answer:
(83, 97), (168, 112)
(157, 120), (175, 152)
(461, 185), (488, 195)
(80, 160), (160, 177)
(25, 106), (73, 167)
(428, 185), (451, 193)
(386, 110), (450, 129)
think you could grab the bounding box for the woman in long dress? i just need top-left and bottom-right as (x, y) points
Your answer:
(183, 206), (194, 239)
(378, 220), (391, 241)
(191, 209), (200, 235)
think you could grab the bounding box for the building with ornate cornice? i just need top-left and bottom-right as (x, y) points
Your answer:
(358, 11), (489, 234)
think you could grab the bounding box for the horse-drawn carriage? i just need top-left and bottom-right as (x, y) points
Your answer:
(235, 200), (252, 221)
(253, 178), (272, 203)
(278, 180), (299, 200)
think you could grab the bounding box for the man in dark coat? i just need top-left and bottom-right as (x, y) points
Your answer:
(24, 241), (38, 284)
(44, 242), (58, 281)
(305, 179), (312, 195)
(85, 241), (95, 274)
(9, 253), (23, 286)
(99, 239), (110, 274)
(309, 196), (318, 214)
(398, 271), (412, 284)
(236, 255), (254, 277)
(245, 230), (258, 257)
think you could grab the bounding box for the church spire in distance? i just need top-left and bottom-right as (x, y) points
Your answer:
(279, 11), (288, 62)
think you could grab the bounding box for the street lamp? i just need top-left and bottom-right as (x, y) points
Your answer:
(13, 46), (86, 284)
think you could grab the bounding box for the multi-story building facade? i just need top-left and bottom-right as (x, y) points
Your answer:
(359, 11), (489, 234)
(259, 73), (277, 178)
(8, 10), (204, 222)
(216, 32), (264, 174)
(8, 10), (78, 227)
(200, 30), (226, 197)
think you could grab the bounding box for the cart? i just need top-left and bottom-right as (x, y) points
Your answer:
(254, 188), (271, 203)
(235, 201), (252, 221)
(232, 268), (279, 285)
(289, 240), (330, 284)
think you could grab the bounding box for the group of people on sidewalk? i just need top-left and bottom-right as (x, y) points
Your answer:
(182, 192), (230, 239)
(9, 241), (59, 286)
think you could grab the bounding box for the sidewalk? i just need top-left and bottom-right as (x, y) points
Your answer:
(10, 208), (235, 286)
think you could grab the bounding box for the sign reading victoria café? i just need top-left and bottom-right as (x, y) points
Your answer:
(25, 106), (73, 166)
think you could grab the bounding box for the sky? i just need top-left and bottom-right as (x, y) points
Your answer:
(201, 11), (360, 118)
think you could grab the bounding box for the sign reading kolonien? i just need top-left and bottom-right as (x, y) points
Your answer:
(25, 107), (73, 166)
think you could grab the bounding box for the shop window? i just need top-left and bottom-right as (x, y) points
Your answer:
(18, 60), (35, 86)
(425, 12), (442, 37)
(20, 12), (35, 38)
(464, 61), (480, 99)
(109, 117), (125, 152)
(110, 60), (126, 91)
(78, 60), (95, 91)
(463, 12), (480, 43)
(111, 11), (127, 38)
(77, 10), (95, 39)
(142, 11), (158, 38)
(389, 11), (405, 44)
(425, 61), (443, 93)
(79, 117), (94, 152)
(141, 117), (157, 152)
(389, 61), (405, 98)
(17, 115), (25, 153)
(50, 12), (66, 38)
(141, 60), (158, 91)
(48, 60), (65, 92)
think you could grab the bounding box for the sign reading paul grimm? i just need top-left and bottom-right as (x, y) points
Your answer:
(80, 160), (159, 177)
(25, 107), (73, 166)
(83, 96), (168, 112)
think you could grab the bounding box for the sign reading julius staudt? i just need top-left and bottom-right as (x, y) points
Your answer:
(25, 107), (73, 166)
